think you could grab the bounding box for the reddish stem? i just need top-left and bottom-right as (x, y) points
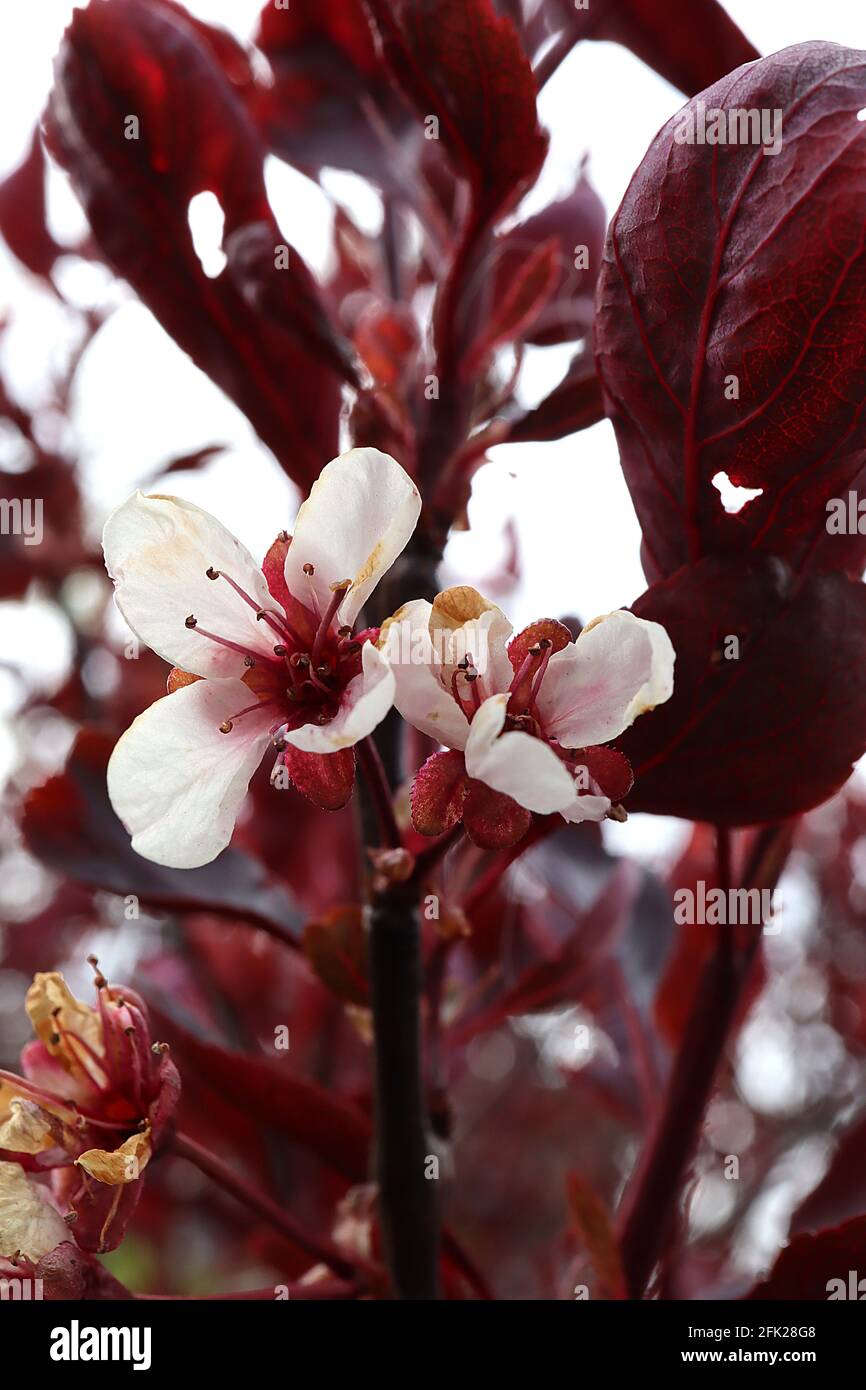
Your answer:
(170, 1130), (372, 1286)
(357, 736), (402, 849)
(616, 825), (783, 1297)
(461, 817), (554, 915)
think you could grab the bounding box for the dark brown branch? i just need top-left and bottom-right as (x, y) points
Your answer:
(368, 880), (440, 1298)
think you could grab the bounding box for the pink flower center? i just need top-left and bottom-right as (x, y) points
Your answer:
(184, 565), (366, 740)
(448, 635), (608, 794)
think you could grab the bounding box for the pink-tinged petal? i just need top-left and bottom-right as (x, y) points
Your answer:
(383, 599), (472, 750)
(411, 749), (468, 836)
(537, 610), (675, 748)
(19, 1042), (96, 1107)
(464, 694), (577, 815)
(284, 448), (421, 627)
(462, 781), (531, 849)
(283, 745), (356, 810)
(107, 679), (273, 868)
(103, 492), (278, 678)
(283, 640), (394, 754)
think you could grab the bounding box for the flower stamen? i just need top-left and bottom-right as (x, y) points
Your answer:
(311, 579), (351, 669)
(184, 616), (263, 665)
(217, 698), (277, 734)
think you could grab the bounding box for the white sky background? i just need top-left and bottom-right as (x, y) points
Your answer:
(0, 0), (863, 859)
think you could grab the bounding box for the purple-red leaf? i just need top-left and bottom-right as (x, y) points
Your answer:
(620, 556), (866, 824)
(597, 42), (866, 581)
(507, 352), (604, 444)
(148, 1002), (370, 1181)
(747, 1216), (866, 1300)
(494, 169), (606, 346)
(462, 238), (560, 376)
(365, 0), (548, 226)
(255, 0), (412, 190)
(22, 730), (303, 946)
(0, 129), (65, 281)
(46, 0), (340, 488)
(579, 0), (759, 97)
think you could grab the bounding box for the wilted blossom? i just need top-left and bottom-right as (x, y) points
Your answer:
(0, 967), (179, 1257)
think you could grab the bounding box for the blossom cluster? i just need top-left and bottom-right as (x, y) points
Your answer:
(103, 448), (675, 868)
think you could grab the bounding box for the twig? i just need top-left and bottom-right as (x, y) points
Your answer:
(616, 822), (792, 1297)
(170, 1130), (370, 1286)
(357, 736), (402, 849)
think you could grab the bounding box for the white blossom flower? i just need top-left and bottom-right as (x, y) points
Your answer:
(383, 586), (674, 846)
(103, 448), (421, 868)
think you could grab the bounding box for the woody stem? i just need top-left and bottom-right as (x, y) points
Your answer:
(368, 876), (440, 1299)
(616, 824), (788, 1297)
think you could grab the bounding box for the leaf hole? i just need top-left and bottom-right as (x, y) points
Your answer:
(188, 192), (227, 279)
(711, 471), (763, 515)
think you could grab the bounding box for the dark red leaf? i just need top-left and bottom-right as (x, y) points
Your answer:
(46, 0), (340, 489)
(354, 305), (419, 387)
(620, 556), (866, 824)
(0, 129), (65, 281)
(462, 238), (560, 376)
(224, 220), (360, 384)
(147, 1000), (371, 1181)
(566, 1171), (626, 1301)
(791, 1112), (866, 1235)
(22, 730), (304, 946)
(494, 169), (606, 346)
(597, 42), (866, 581)
(255, 0), (412, 189)
(747, 1216), (866, 1300)
(303, 904), (369, 1005)
(365, 0), (547, 226)
(580, 0), (759, 97)
(451, 861), (639, 1040)
(507, 352), (604, 443)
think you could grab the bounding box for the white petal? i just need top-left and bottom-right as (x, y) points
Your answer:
(537, 610), (675, 748)
(284, 449), (421, 628)
(0, 1161), (68, 1263)
(427, 587), (514, 696)
(383, 599), (472, 751)
(103, 492), (277, 678)
(107, 679), (273, 868)
(559, 793), (611, 824)
(464, 694), (578, 815)
(283, 640), (395, 753)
